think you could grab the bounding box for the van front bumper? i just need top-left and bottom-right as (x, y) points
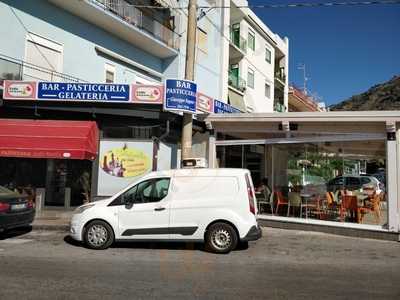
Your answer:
(241, 225), (262, 241)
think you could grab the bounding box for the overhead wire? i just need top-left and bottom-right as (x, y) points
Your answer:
(98, 0), (400, 9)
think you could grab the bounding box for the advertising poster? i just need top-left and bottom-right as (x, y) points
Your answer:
(97, 140), (153, 196)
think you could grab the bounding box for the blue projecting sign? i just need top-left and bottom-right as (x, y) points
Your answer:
(164, 79), (197, 114)
(37, 82), (130, 102)
(213, 99), (242, 114)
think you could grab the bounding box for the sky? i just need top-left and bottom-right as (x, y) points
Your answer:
(248, 0), (400, 106)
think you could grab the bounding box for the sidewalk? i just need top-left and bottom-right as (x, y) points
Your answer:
(32, 209), (73, 231)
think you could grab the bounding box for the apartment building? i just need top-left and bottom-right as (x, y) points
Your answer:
(221, 0), (289, 113)
(0, 0), (226, 209)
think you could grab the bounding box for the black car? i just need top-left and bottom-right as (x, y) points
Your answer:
(0, 186), (35, 233)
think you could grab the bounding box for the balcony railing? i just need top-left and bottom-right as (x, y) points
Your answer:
(90, 0), (180, 50)
(0, 54), (85, 85)
(275, 67), (286, 83)
(229, 30), (247, 54)
(228, 71), (246, 92)
(274, 102), (286, 113)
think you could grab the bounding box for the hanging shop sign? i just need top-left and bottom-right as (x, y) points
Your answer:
(131, 84), (163, 104)
(37, 82), (130, 102)
(3, 81), (37, 100)
(213, 99), (242, 114)
(164, 79), (197, 114)
(196, 92), (214, 113)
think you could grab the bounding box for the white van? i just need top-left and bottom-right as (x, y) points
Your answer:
(70, 168), (261, 253)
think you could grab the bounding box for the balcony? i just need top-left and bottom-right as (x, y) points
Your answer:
(274, 67), (286, 86)
(229, 28), (246, 61)
(228, 70), (246, 93)
(0, 54), (85, 87)
(48, 0), (180, 58)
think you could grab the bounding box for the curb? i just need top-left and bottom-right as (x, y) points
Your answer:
(32, 224), (70, 232)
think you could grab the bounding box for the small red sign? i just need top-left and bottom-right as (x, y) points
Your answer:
(196, 92), (213, 113)
(131, 84), (163, 104)
(3, 81), (37, 100)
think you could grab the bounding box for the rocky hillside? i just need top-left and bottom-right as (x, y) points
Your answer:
(330, 75), (400, 111)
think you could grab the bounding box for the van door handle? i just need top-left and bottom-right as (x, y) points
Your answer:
(154, 207), (166, 211)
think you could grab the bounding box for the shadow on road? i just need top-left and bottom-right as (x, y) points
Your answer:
(63, 235), (249, 252)
(0, 226), (32, 240)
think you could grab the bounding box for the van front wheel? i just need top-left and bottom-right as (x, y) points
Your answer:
(205, 222), (238, 253)
(84, 220), (114, 250)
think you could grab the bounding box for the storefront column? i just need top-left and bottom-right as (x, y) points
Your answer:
(397, 125), (400, 234)
(208, 130), (216, 168)
(386, 121), (399, 232)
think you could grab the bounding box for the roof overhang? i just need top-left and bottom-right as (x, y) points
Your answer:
(204, 111), (400, 136)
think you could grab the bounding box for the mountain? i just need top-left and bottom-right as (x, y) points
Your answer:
(330, 76), (400, 111)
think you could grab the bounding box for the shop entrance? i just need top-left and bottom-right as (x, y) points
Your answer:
(216, 144), (266, 187)
(0, 157), (92, 209)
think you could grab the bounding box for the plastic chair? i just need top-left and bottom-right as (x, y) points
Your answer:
(275, 191), (288, 215)
(300, 194), (323, 219)
(287, 192), (301, 216)
(340, 195), (358, 222)
(359, 192), (383, 224)
(257, 189), (274, 215)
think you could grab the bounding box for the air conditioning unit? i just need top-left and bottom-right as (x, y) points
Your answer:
(182, 157), (207, 168)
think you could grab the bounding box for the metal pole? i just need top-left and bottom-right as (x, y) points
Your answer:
(181, 0), (197, 161)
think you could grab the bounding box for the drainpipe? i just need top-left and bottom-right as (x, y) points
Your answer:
(152, 121), (170, 171)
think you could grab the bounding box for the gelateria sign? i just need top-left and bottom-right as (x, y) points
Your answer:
(97, 141), (153, 196)
(2, 80), (242, 114)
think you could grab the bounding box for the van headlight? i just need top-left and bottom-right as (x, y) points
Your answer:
(74, 204), (95, 214)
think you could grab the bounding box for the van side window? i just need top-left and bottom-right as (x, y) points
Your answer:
(134, 178), (170, 204)
(109, 185), (137, 206)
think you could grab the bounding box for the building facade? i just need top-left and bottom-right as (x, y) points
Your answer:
(288, 85), (325, 112)
(0, 0), (226, 210)
(221, 0), (289, 113)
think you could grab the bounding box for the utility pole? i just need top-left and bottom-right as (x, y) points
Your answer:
(181, 0), (197, 161)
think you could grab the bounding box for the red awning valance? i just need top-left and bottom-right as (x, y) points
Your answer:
(0, 119), (99, 160)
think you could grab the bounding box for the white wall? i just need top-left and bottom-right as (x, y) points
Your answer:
(239, 19), (276, 112)
(226, 0), (289, 113)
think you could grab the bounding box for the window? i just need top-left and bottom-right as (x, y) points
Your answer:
(24, 33), (63, 81)
(346, 177), (361, 187)
(197, 27), (208, 54)
(265, 82), (271, 98)
(247, 68), (254, 89)
(105, 63), (115, 83)
(248, 29), (255, 51)
(265, 47), (271, 63)
(113, 178), (170, 205)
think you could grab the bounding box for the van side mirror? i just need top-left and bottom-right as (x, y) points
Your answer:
(125, 201), (134, 209)
(124, 195), (134, 209)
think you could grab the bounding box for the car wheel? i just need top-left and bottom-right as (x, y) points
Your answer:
(84, 220), (114, 250)
(205, 222), (238, 253)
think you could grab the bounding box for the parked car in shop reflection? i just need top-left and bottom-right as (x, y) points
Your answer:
(0, 185), (35, 233)
(327, 175), (383, 194)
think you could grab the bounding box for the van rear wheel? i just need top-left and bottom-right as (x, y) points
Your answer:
(205, 222), (238, 253)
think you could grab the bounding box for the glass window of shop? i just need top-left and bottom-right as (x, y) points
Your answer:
(216, 144), (266, 189)
(0, 158), (92, 208)
(257, 140), (387, 227)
